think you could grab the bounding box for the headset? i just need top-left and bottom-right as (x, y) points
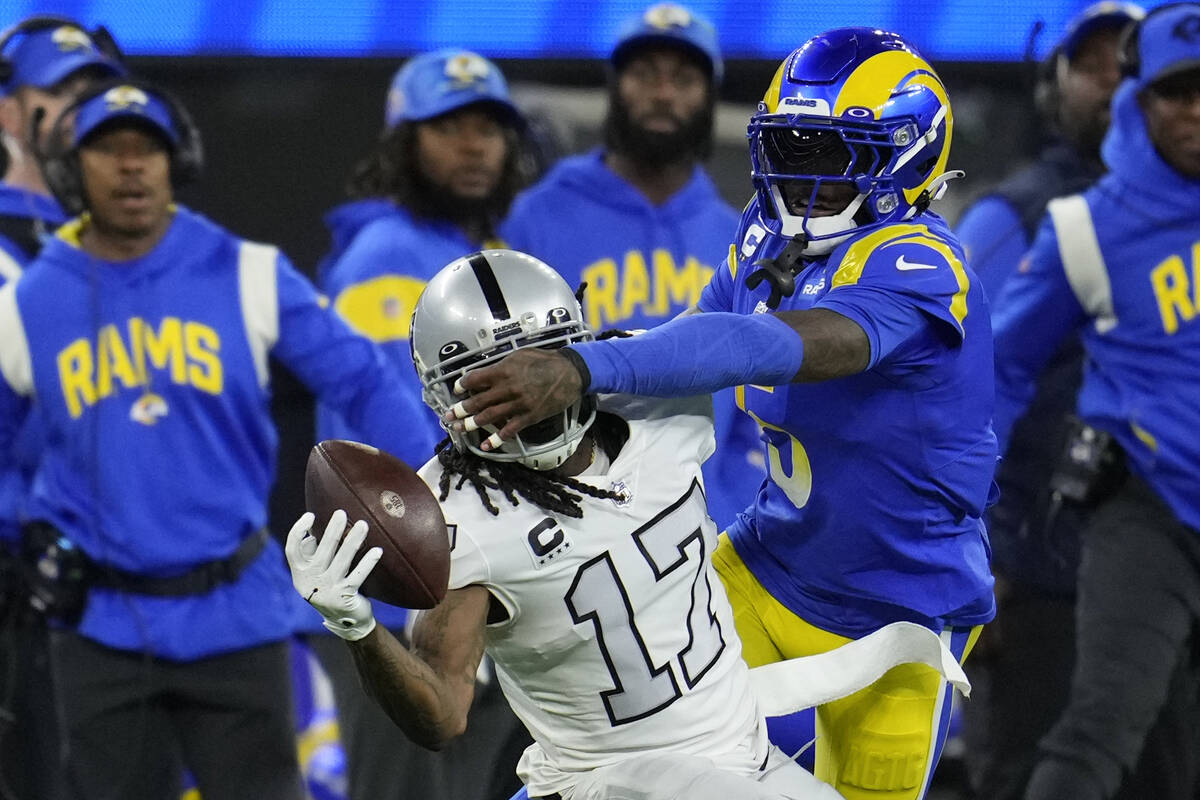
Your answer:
(38, 76), (204, 215)
(0, 14), (123, 88)
(1117, 2), (1197, 79)
(1034, 6), (1144, 126)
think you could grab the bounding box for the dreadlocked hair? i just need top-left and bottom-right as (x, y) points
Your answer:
(434, 411), (630, 518)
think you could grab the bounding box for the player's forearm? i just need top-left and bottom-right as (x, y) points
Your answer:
(346, 625), (477, 750)
(568, 308), (869, 394)
(568, 311), (806, 395)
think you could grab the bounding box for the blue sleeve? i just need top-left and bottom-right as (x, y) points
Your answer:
(497, 191), (542, 256)
(955, 196), (1029, 303)
(572, 312), (804, 396)
(697, 243), (736, 313)
(817, 235), (973, 369)
(0, 378), (30, 461)
(321, 236), (444, 460)
(817, 285), (941, 371)
(271, 255), (438, 465)
(991, 215), (1087, 450)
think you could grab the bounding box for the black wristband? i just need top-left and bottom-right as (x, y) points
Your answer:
(560, 347), (592, 392)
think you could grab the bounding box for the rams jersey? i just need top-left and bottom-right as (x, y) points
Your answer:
(418, 395), (768, 799)
(0, 206), (424, 660)
(699, 201), (997, 638)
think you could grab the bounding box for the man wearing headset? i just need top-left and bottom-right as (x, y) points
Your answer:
(0, 16), (124, 800)
(952, 6), (1166, 800)
(0, 80), (429, 799)
(988, 5), (1200, 799)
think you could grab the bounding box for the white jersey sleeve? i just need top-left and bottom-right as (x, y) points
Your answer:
(420, 396), (766, 799)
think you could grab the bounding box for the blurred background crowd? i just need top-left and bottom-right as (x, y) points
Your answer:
(1, 2), (1198, 800)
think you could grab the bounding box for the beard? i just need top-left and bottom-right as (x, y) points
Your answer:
(603, 90), (714, 167)
(408, 166), (504, 230)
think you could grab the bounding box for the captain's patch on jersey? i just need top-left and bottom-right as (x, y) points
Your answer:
(525, 517), (572, 569)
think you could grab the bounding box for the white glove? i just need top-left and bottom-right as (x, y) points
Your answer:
(285, 509), (383, 641)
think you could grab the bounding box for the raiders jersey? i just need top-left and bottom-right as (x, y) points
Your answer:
(418, 394), (769, 798)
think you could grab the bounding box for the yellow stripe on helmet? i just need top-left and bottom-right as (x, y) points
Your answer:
(761, 52), (794, 113)
(832, 51), (953, 204)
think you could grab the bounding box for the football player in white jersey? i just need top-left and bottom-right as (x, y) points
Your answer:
(285, 250), (843, 800)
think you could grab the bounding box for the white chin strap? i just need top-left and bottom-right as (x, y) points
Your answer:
(770, 186), (865, 257)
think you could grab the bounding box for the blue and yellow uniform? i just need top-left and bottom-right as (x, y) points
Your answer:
(0, 186), (64, 543)
(503, 150), (765, 530)
(697, 29), (995, 800)
(702, 200), (995, 800)
(0, 205), (424, 659)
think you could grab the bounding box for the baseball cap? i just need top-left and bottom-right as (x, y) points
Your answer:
(72, 84), (179, 148)
(385, 49), (521, 129)
(1059, 2), (1145, 60)
(611, 3), (723, 84)
(1130, 3), (1200, 89)
(1, 22), (124, 95)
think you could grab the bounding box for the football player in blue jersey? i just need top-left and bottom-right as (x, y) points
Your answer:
(990, 6), (1200, 800)
(445, 28), (997, 800)
(0, 16), (125, 800)
(299, 48), (530, 800)
(0, 79), (430, 800)
(502, 2), (764, 532)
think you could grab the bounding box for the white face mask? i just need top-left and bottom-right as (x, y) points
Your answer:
(769, 184), (866, 256)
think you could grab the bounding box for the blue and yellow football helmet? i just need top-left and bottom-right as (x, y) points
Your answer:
(749, 28), (961, 255)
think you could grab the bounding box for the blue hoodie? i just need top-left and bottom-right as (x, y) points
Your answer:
(993, 81), (1200, 533)
(502, 149), (766, 530)
(0, 185), (65, 543)
(0, 206), (428, 659)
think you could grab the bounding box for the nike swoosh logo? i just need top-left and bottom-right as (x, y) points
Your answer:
(895, 255), (939, 271)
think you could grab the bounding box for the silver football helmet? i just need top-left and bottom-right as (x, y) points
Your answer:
(411, 249), (596, 470)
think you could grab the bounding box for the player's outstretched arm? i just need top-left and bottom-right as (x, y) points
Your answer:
(346, 586), (489, 751)
(285, 511), (487, 750)
(448, 309), (866, 450)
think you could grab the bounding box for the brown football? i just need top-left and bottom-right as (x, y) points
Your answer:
(304, 439), (449, 609)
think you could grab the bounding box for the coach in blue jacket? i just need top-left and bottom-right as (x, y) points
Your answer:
(991, 6), (1200, 799)
(0, 80), (427, 800)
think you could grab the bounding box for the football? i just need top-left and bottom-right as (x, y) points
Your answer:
(304, 439), (450, 609)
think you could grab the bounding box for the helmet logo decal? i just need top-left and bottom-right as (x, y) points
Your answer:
(444, 53), (490, 87)
(439, 341), (469, 358)
(546, 307), (570, 325)
(643, 3), (692, 30)
(842, 106), (873, 119)
(104, 85), (150, 112)
(52, 26), (93, 53)
(779, 96), (831, 116)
